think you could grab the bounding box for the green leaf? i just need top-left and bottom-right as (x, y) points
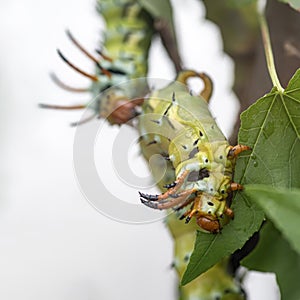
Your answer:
(181, 196), (264, 285)
(237, 71), (300, 189)
(242, 222), (300, 300)
(182, 69), (300, 285)
(278, 0), (300, 11)
(245, 185), (300, 255)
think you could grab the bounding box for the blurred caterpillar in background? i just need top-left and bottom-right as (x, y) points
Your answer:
(41, 0), (248, 299)
(40, 0), (155, 125)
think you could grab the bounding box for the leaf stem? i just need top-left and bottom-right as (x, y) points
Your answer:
(259, 9), (284, 92)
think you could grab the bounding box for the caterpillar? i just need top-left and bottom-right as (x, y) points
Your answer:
(40, 0), (155, 125)
(43, 0), (248, 299)
(138, 70), (250, 233)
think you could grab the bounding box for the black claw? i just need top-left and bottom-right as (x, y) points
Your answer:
(179, 214), (185, 220)
(140, 198), (158, 209)
(138, 191), (159, 201)
(163, 182), (176, 189)
(185, 216), (191, 224)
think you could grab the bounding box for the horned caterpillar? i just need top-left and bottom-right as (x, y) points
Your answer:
(40, 0), (154, 125)
(138, 70), (250, 233)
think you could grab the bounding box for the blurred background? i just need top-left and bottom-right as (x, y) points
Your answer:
(0, 0), (279, 299)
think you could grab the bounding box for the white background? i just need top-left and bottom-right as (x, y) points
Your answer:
(0, 0), (279, 299)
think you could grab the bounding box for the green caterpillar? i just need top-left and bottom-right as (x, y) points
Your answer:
(40, 0), (154, 125)
(138, 70), (250, 233)
(42, 0), (248, 299)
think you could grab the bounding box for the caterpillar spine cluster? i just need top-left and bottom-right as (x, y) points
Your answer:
(40, 0), (154, 125)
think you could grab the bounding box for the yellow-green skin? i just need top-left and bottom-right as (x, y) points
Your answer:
(97, 0), (153, 77)
(138, 76), (245, 299)
(90, 0), (154, 114)
(139, 79), (235, 222)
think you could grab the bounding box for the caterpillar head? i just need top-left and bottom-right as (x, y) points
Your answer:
(98, 89), (144, 125)
(196, 214), (220, 233)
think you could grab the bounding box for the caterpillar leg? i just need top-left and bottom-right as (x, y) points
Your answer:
(141, 189), (196, 210)
(228, 144), (251, 158)
(230, 182), (243, 191)
(139, 170), (189, 201)
(224, 207), (234, 219)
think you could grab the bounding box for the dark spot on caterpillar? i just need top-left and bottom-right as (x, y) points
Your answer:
(207, 201), (214, 206)
(205, 158), (209, 163)
(151, 119), (161, 125)
(193, 139), (199, 146)
(106, 68), (127, 76)
(199, 131), (204, 137)
(187, 168), (209, 182)
(123, 31), (132, 43)
(219, 155), (223, 159)
(187, 171), (199, 182)
(170, 261), (176, 269)
(99, 84), (112, 93)
(184, 254), (190, 262)
(161, 152), (170, 160)
(199, 168), (210, 179)
(188, 147), (199, 159)
(172, 92), (176, 102)
(147, 140), (157, 146)
(181, 145), (187, 150)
